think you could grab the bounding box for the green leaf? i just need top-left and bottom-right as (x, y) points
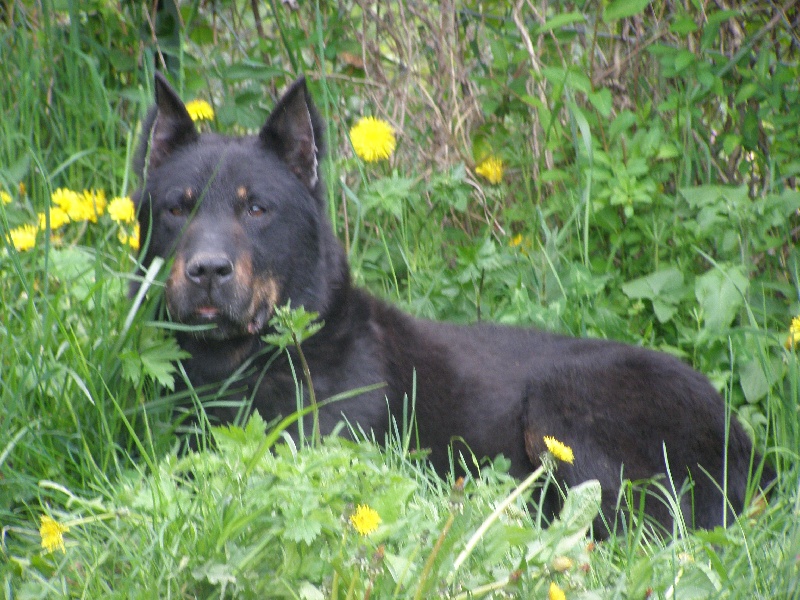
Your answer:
(263, 303), (322, 349)
(193, 561), (236, 586)
(537, 12), (585, 33)
(298, 582), (325, 600)
(360, 175), (416, 218)
(694, 265), (749, 333)
(569, 102), (593, 161)
(588, 88), (613, 118)
(652, 298), (679, 323)
(542, 67), (592, 94)
(49, 247), (97, 302)
(622, 268), (687, 323)
(621, 267), (685, 301)
(121, 329), (189, 390)
(139, 336), (187, 390)
(604, 0), (651, 22)
(558, 480), (602, 532)
(741, 109), (760, 152)
(674, 49), (696, 73)
(740, 357), (784, 404)
(670, 16), (698, 35)
(286, 516), (323, 544)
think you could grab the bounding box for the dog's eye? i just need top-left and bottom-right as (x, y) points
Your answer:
(168, 205), (185, 217)
(247, 204), (268, 217)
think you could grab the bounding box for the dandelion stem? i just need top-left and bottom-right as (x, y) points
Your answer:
(291, 330), (319, 447)
(448, 465), (545, 583)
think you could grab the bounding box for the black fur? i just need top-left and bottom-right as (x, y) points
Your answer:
(134, 73), (771, 535)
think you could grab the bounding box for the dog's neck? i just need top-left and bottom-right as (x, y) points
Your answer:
(177, 332), (262, 384)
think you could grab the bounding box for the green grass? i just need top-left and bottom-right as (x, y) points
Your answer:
(2, 1), (799, 597)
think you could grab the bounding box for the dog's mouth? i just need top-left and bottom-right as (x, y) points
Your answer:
(194, 305), (221, 320)
(181, 301), (273, 339)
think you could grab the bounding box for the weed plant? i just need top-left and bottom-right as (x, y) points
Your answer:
(1, 1), (799, 597)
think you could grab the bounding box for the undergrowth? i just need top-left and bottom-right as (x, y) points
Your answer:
(1, 1), (799, 597)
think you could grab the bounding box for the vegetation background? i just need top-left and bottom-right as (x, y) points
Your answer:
(1, 0), (799, 597)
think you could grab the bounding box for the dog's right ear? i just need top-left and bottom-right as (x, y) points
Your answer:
(135, 72), (199, 178)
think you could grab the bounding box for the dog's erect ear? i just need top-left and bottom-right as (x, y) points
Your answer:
(259, 78), (323, 192)
(137, 72), (199, 176)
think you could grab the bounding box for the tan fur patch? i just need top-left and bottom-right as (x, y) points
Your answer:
(237, 185), (248, 200)
(184, 187), (194, 200)
(248, 275), (280, 319)
(165, 253), (186, 311)
(167, 253), (186, 288)
(523, 426), (543, 468)
(233, 251), (253, 288)
(232, 252), (279, 329)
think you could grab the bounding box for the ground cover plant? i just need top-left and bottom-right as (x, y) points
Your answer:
(1, 1), (799, 598)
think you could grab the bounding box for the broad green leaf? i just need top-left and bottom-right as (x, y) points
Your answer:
(299, 582), (324, 600)
(694, 265), (748, 333)
(558, 480), (602, 532)
(604, 0), (651, 22)
(670, 16), (698, 35)
(623, 268), (687, 323)
(653, 298), (679, 323)
(621, 267), (685, 301)
(588, 88), (613, 118)
(740, 357), (784, 404)
(674, 49), (697, 72)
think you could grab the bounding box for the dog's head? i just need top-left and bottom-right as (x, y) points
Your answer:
(133, 73), (344, 341)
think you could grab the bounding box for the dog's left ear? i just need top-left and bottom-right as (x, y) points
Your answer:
(260, 77), (323, 193)
(135, 72), (199, 179)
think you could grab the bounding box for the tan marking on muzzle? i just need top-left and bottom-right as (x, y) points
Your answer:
(167, 253), (186, 289)
(165, 253), (187, 310)
(233, 251), (254, 289)
(249, 276), (279, 312)
(233, 253), (280, 333)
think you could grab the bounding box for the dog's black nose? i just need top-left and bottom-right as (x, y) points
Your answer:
(185, 253), (234, 287)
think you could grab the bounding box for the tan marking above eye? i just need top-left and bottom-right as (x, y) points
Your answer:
(237, 186), (248, 200)
(184, 188), (194, 200)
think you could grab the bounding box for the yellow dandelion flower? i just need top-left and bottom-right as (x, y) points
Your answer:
(349, 504), (381, 536)
(8, 223), (38, 251)
(19, 181), (26, 196)
(185, 99), (215, 122)
(544, 436), (574, 464)
(118, 223), (140, 251)
(51, 188), (82, 220)
(786, 316), (800, 349)
(108, 196), (136, 224)
(38, 206), (71, 231)
(81, 189), (107, 221)
(549, 581), (566, 600)
(475, 156), (504, 184)
(39, 515), (69, 554)
(510, 234), (523, 247)
(349, 116), (396, 163)
(1, 191), (11, 204)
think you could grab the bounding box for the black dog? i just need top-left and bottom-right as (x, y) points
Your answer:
(133, 72), (770, 534)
